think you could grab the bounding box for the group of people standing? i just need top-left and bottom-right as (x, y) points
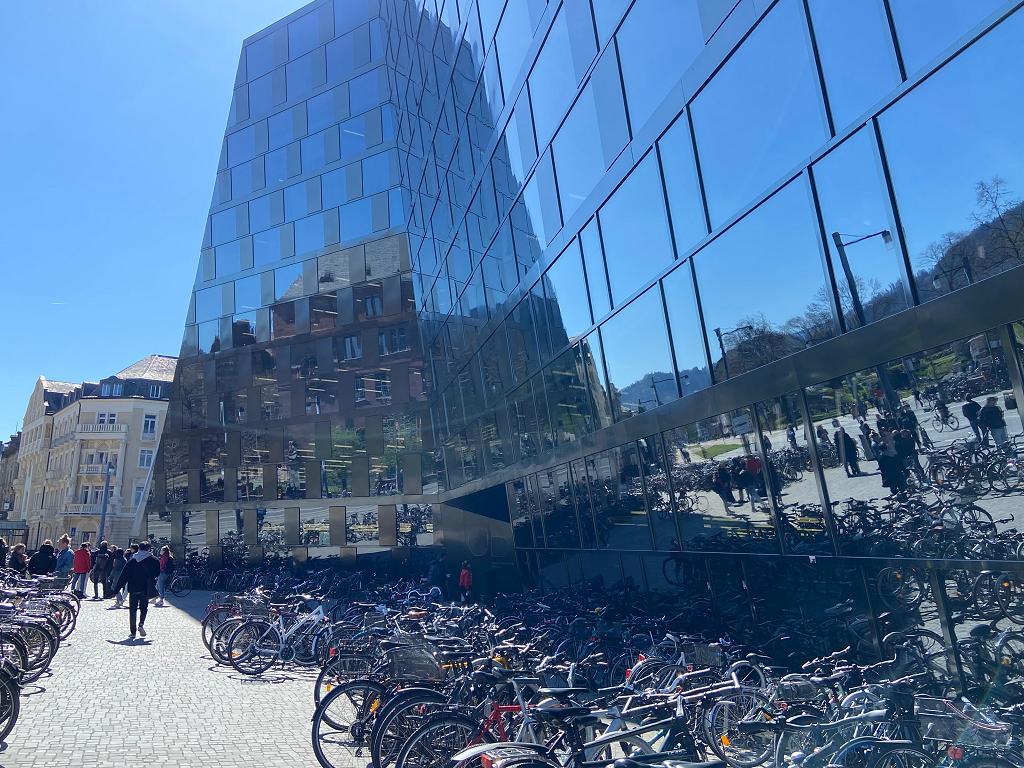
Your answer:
(0, 535), (177, 641)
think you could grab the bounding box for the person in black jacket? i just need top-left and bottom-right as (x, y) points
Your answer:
(27, 541), (57, 575)
(962, 399), (983, 442)
(113, 541), (160, 640)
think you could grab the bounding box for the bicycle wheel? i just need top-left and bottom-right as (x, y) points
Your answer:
(0, 674), (19, 743)
(314, 653), (377, 707)
(393, 712), (492, 768)
(311, 679), (388, 767)
(932, 415), (944, 432)
(704, 688), (775, 768)
(371, 689), (448, 768)
(210, 616), (246, 665)
(202, 607), (237, 651)
(864, 745), (935, 768)
(227, 619), (281, 676)
(876, 567), (925, 612)
(171, 574), (193, 597)
(948, 415), (961, 431)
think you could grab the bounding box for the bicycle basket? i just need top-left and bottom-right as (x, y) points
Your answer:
(388, 645), (444, 681)
(682, 642), (723, 668)
(775, 680), (819, 702)
(916, 697), (1009, 745)
(35, 576), (69, 591)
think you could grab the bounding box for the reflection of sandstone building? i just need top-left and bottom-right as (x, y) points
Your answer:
(0, 434), (20, 516)
(13, 356), (175, 546)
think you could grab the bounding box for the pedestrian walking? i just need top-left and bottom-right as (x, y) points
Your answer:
(962, 399), (983, 442)
(108, 548), (127, 606)
(28, 540), (57, 575)
(71, 543), (92, 597)
(786, 424), (797, 449)
(427, 557), (446, 599)
(458, 561), (473, 603)
(156, 546), (175, 606)
(113, 541), (160, 640)
(912, 388), (923, 408)
(712, 463), (736, 506)
(8, 544), (28, 575)
(90, 541), (113, 600)
(980, 396), (1008, 446)
(0, 539), (9, 572)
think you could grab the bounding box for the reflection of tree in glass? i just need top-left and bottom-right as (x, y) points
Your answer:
(919, 177), (1024, 298)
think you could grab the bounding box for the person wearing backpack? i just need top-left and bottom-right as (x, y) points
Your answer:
(90, 541), (113, 600)
(156, 546), (175, 606)
(113, 541), (160, 640)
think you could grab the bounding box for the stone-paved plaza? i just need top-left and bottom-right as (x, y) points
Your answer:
(2, 593), (318, 767)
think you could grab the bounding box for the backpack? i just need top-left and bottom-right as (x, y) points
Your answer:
(93, 551), (110, 573)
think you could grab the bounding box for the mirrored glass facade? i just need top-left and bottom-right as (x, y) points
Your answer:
(158, 0), (1024, 629)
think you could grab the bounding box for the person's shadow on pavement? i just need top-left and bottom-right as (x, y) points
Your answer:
(106, 638), (153, 646)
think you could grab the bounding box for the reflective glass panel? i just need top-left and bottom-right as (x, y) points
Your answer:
(327, 22), (371, 80)
(638, 433), (678, 550)
(274, 262), (304, 301)
(888, 0), (1005, 75)
(661, 261), (711, 396)
(813, 127), (910, 330)
(599, 153), (674, 306)
(616, 0), (703, 131)
(543, 238), (592, 347)
(234, 274), (262, 312)
(600, 286), (676, 420)
(528, 0), (597, 146)
(536, 465), (581, 549)
(658, 111), (708, 253)
(589, 443), (652, 550)
(552, 49), (630, 224)
(807, 0), (901, 130)
(664, 407), (779, 553)
(691, 0), (827, 225)
(879, 14), (1024, 302)
(195, 286), (223, 323)
(580, 218), (610, 319)
(695, 178), (834, 380)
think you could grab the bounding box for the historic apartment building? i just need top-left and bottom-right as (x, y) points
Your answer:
(0, 433), (20, 516)
(15, 356), (176, 547)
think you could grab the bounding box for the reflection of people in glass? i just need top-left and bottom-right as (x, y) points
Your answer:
(786, 424), (797, 449)
(980, 396), (1008, 446)
(962, 398), (984, 442)
(713, 464), (735, 506)
(832, 420), (861, 477)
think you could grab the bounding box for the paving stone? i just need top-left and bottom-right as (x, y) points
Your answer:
(3, 593), (328, 767)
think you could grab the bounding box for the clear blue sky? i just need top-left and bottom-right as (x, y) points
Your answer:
(0, 0), (308, 439)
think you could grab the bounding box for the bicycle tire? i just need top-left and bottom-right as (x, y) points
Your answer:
(0, 635), (29, 681)
(227, 619), (281, 676)
(311, 679), (389, 767)
(0, 674), (19, 743)
(171, 574), (193, 597)
(704, 688), (775, 768)
(864, 744), (934, 768)
(393, 711), (493, 768)
(202, 607), (237, 650)
(209, 616), (246, 665)
(370, 689), (448, 768)
(314, 653), (377, 707)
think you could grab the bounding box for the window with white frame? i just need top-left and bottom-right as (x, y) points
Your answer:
(97, 413), (117, 425)
(139, 449), (154, 468)
(143, 414), (157, 437)
(148, 384), (162, 398)
(133, 484), (146, 508)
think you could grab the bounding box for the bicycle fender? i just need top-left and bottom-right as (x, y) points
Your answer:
(452, 742), (550, 765)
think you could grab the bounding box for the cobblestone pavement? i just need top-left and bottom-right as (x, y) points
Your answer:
(2, 592), (320, 767)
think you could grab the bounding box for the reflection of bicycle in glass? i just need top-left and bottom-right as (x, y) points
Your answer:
(932, 406), (960, 432)
(670, 489), (709, 517)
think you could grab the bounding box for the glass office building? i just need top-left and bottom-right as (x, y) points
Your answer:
(160, 0), (1024, 656)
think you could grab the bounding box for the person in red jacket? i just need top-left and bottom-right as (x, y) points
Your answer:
(458, 561), (472, 603)
(71, 542), (92, 598)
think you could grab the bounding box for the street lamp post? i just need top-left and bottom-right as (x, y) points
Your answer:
(714, 325), (754, 381)
(831, 230), (902, 411)
(97, 461), (115, 543)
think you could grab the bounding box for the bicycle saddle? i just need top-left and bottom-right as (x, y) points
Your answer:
(532, 705), (594, 721)
(970, 624), (993, 639)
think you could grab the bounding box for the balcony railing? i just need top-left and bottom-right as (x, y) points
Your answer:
(79, 464), (117, 476)
(66, 501), (122, 515)
(78, 423), (128, 434)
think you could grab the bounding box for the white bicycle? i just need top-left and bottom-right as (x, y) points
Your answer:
(226, 599), (333, 675)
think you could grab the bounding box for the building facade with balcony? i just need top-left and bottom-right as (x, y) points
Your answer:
(14, 356), (176, 547)
(0, 434), (20, 516)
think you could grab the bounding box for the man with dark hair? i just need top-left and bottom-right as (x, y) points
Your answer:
(113, 541), (160, 640)
(962, 398), (983, 442)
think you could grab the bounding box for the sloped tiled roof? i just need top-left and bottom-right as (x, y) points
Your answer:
(41, 379), (77, 395)
(113, 355), (178, 383)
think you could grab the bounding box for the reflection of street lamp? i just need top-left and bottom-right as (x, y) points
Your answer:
(714, 325), (754, 381)
(831, 230), (893, 329)
(831, 230), (901, 411)
(648, 373), (675, 406)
